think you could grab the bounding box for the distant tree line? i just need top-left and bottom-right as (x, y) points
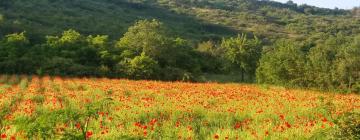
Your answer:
(0, 19), (358, 93)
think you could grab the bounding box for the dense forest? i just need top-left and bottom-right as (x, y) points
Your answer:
(0, 0), (359, 93)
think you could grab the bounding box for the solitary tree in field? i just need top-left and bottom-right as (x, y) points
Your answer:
(221, 34), (262, 82)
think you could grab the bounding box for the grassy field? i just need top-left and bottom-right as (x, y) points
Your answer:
(0, 75), (359, 139)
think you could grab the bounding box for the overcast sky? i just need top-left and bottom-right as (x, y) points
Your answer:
(273, 0), (360, 9)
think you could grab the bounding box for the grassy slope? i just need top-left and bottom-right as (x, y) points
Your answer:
(1, 0), (359, 43)
(0, 0), (236, 42)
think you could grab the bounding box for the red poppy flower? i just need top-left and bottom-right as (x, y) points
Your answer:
(143, 125), (148, 130)
(86, 131), (93, 138)
(1, 134), (7, 139)
(322, 118), (328, 123)
(76, 123), (81, 129)
(234, 122), (241, 129)
(214, 134), (219, 139)
(279, 115), (285, 120)
(285, 122), (291, 128)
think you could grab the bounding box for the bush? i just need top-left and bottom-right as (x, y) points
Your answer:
(126, 54), (160, 79)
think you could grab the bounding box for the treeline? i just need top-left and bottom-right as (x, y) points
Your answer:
(156, 0), (348, 15)
(0, 19), (359, 93)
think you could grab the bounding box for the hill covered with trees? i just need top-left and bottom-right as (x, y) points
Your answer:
(0, 0), (359, 93)
(0, 0), (358, 41)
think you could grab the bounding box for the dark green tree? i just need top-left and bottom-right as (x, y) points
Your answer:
(256, 40), (306, 86)
(0, 32), (30, 73)
(333, 35), (360, 92)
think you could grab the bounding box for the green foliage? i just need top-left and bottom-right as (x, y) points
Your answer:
(196, 41), (224, 73)
(126, 53), (160, 79)
(31, 95), (45, 104)
(14, 93), (114, 139)
(221, 34), (262, 81)
(115, 19), (200, 80)
(15, 109), (64, 139)
(59, 29), (83, 45)
(117, 19), (168, 58)
(256, 40), (306, 86)
(0, 103), (11, 135)
(4, 32), (29, 46)
(332, 36), (360, 93)
(311, 112), (360, 140)
(332, 112), (360, 139)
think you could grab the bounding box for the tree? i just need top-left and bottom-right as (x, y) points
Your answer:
(304, 34), (351, 90)
(0, 32), (30, 73)
(116, 19), (199, 80)
(59, 29), (83, 45)
(221, 34), (262, 81)
(333, 35), (360, 92)
(256, 40), (306, 86)
(0, 14), (3, 24)
(196, 40), (223, 73)
(87, 35), (109, 49)
(197, 41), (218, 56)
(126, 53), (159, 79)
(116, 19), (169, 59)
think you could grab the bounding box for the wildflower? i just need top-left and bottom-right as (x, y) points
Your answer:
(322, 118), (328, 123)
(149, 119), (157, 126)
(86, 131), (93, 138)
(143, 130), (147, 136)
(279, 115), (285, 120)
(285, 122), (291, 128)
(76, 123), (81, 129)
(1, 134), (7, 139)
(175, 121), (180, 127)
(134, 122), (141, 127)
(234, 122), (241, 129)
(187, 126), (193, 131)
(214, 134), (219, 139)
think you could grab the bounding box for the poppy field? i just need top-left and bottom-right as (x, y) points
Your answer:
(0, 75), (359, 140)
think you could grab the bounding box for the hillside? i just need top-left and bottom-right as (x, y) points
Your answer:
(0, 0), (236, 41)
(1, 0), (359, 42)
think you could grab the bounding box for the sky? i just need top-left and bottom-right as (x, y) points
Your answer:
(273, 0), (360, 9)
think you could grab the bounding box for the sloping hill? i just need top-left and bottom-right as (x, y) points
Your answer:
(0, 0), (359, 42)
(0, 0), (236, 41)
